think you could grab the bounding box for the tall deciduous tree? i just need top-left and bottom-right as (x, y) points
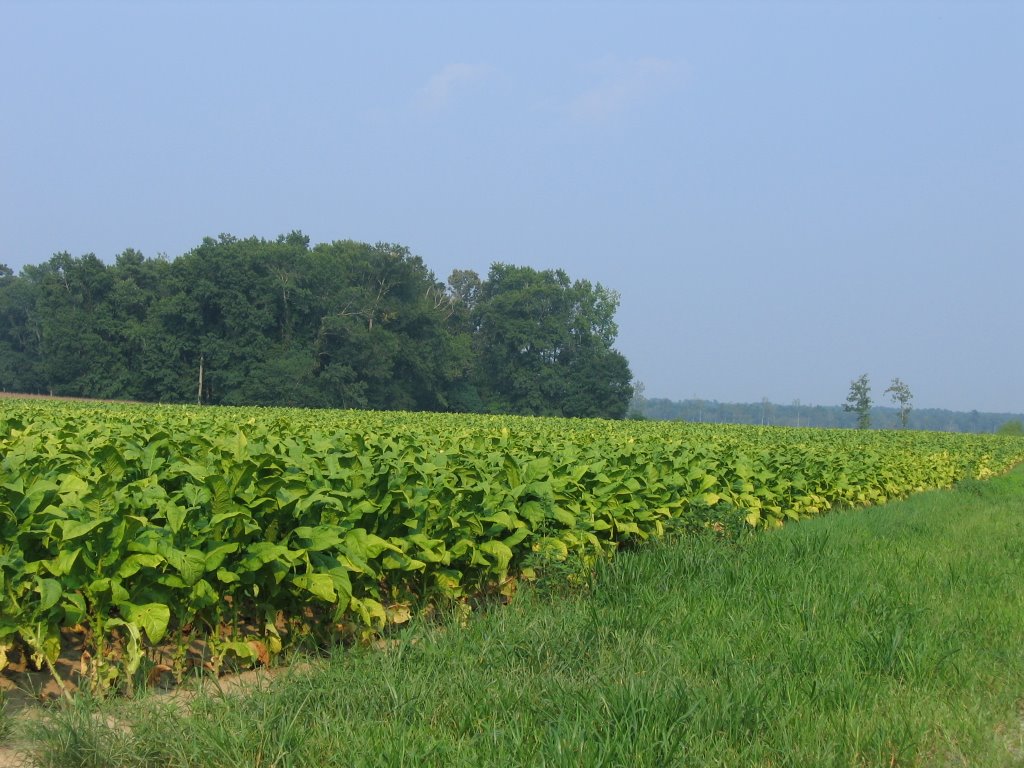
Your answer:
(843, 373), (872, 429)
(472, 263), (633, 418)
(309, 240), (458, 411)
(885, 377), (913, 429)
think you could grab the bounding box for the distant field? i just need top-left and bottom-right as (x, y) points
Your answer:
(0, 392), (138, 403)
(2, 399), (1024, 699)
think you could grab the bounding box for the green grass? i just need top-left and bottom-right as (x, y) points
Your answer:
(0, 692), (11, 746)
(18, 467), (1024, 767)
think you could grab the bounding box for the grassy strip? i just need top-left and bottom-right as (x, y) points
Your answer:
(19, 468), (1024, 767)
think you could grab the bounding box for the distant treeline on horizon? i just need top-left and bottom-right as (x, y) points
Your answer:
(636, 397), (1023, 434)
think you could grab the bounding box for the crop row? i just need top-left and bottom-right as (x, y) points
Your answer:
(2, 400), (1023, 691)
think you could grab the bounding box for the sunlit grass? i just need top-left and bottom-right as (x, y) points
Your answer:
(20, 467), (1024, 767)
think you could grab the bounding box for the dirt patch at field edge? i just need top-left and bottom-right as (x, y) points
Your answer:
(0, 661), (317, 768)
(0, 746), (30, 768)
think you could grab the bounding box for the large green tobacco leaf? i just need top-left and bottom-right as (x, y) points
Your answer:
(290, 573), (339, 603)
(119, 602), (170, 644)
(60, 517), (110, 541)
(162, 548), (207, 586)
(34, 578), (62, 612)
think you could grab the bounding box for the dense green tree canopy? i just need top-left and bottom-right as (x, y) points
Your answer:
(472, 264), (632, 418)
(0, 234), (633, 419)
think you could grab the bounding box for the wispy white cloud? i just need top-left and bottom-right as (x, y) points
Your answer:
(414, 63), (490, 115)
(566, 58), (686, 122)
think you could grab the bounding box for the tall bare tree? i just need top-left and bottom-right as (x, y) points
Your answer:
(885, 377), (913, 429)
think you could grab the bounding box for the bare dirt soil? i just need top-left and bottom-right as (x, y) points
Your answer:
(1, 631), (311, 768)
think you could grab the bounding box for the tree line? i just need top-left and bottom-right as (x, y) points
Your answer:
(633, 373), (1023, 433)
(0, 232), (634, 418)
(635, 396), (1023, 434)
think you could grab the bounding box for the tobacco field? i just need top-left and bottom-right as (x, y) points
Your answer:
(2, 399), (1023, 692)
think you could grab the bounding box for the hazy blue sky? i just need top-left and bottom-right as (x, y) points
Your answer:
(2, 1), (1021, 413)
